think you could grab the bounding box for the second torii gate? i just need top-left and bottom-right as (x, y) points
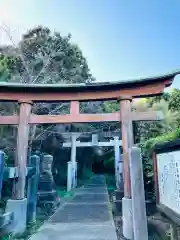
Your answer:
(63, 133), (122, 191)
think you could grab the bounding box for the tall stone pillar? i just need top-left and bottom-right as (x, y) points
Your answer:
(129, 147), (148, 240)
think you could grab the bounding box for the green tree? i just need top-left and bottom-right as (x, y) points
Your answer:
(0, 26), (95, 84)
(168, 88), (180, 111)
(0, 55), (11, 81)
(0, 25), (96, 160)
(133, 99), (178, 143)
(146, 92), (170, 107)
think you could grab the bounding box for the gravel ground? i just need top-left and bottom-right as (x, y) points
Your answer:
(113, 216), (126, 240)
(108, 191), (170, 240)
(113, 215), (169, 240)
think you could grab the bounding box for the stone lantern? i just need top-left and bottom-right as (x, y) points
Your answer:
(38, 154), (60, 213)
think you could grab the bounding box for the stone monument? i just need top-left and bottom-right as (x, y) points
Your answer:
(37, 154), (60, 213)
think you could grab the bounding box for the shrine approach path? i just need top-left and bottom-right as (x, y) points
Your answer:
(30, 175), (117, 240)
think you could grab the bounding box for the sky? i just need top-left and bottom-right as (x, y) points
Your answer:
(0, 0), (180, 90)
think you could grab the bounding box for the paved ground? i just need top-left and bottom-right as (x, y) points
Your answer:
(30, 175), (117, 240)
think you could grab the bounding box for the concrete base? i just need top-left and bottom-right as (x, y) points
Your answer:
(0, 212), (14, 236)
(122, 197), (133, 240)
(5, 198), (27, 235)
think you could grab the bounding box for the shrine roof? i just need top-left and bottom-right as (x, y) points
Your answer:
(0, 69), (179, 93)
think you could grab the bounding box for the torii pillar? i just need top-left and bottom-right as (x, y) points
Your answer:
(120, 96), (134, 240)
(67, 133), (78, 191)
(6, 100), (32, 235)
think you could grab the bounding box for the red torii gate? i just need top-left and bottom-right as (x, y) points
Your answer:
(0, 71), (177, 201)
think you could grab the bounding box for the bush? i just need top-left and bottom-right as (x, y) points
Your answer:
(105, 174), (116, 191)
(140, 128), (180, 201)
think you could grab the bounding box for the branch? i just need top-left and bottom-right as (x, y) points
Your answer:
(30, 54), (54, 83)
(30, 45), (62, 84)
(34, 125), (54, 140)
(0, 23), (33, 83)
(32, 102), (68, 141)
(0, 23), (61, 85)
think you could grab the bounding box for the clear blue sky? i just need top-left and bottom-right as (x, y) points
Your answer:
(0, 0), (180, 89)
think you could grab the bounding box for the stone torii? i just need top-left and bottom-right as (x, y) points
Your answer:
(63, 133), (122, 191)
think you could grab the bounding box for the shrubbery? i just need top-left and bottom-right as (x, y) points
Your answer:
(140, 128), (180, 200)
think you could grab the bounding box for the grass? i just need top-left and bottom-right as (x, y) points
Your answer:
(105, 174), (116, 192)
(2, 219), (43, 240)
(2, 172), (94, 240)
(2, 188), (74, 240)
(56, 187), (73, 199)
(2, 235), (11, 240)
